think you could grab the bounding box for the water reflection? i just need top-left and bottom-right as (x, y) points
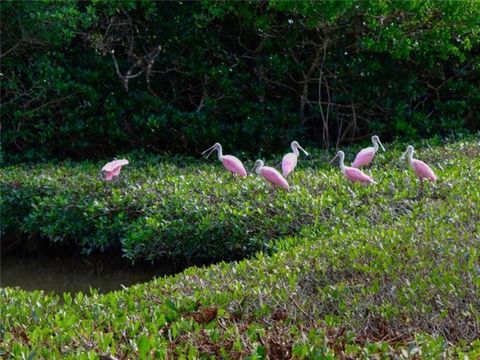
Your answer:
(1, 253), (183, 295)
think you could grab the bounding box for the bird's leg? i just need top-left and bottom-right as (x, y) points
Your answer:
(270, 184), (276, 198)
(416, 179), (424, 198)
(347, 186), (356, 198)
(430, 181), (437, 197)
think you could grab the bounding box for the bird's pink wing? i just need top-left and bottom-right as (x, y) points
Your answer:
(112, 166), (122, 177)
(282, 153), (297, 177)
(102, 159), (129, 172)
(222, 155), (247, 177)
(103, 171), (115, 181)
(352, 148), (374, 168)
(412, 159), (437, 181)
(261, 167), (289, 190)
(344, 167), (374, 183)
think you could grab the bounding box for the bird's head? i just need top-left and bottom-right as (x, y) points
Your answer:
(400, 145), (414, 161)
(372, 135), (385, 151)
(291, 141), (309, 156)
(251, 159), (264, 174)
(329, 150), (345, 165)
(202, 143), (222, 158)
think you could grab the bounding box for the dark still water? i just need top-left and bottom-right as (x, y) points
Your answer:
(1, 253), (183, 295)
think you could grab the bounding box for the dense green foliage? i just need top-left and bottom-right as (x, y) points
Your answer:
(1, 139), (479, 358)
(1, 153), (320, 261)
(2, 0), (479, 163)
(2, 0), (479, 356)
(0, 136), (474, 261)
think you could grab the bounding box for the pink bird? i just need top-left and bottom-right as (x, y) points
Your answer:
(352, 135), (385, 168)
(330, 151), (377, 184)
(252, 160), (289, 190)
(282, 141), (309, 177)
(400, 145), (437, 190)
(202, 143), (247, 177)
(101, 159), (129, 181)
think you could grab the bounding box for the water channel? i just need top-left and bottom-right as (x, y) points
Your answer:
(1, 251), (185, 295)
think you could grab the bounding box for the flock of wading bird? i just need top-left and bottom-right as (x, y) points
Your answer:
(101, 136), (438, 193)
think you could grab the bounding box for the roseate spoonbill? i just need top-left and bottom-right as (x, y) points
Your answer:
(352, 135), (385, 168)
(101, 159), (129, 181)
(252, 160), (289, 190)
(400, 145), (437, 192)
(330, 151), (377, 184)
(282, 141), (309, 177)
(202, 143), (247, 177)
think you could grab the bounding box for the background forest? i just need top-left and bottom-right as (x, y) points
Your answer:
(2, 0), (479, 163)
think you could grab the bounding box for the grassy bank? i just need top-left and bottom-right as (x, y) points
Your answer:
(1, 150), (332, 261)
(1, 139), (480, 357)
(1, 137), (476, 262)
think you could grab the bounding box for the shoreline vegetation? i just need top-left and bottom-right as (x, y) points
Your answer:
(1, 137), (475, 261)
(1, 138), (479, 358)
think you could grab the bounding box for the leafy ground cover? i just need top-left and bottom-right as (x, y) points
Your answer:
(1, 137), (476, 262)
(1, 138), (479, 358)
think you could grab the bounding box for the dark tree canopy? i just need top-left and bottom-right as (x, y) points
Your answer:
(1, 0), (479, 162)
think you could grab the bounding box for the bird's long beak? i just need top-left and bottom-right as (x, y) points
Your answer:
(378, 139), (386, 152)
(250, 164), (257, 173)
(202, 144), (217, 159)
(329, 153), (339, 165)
(400, 151), (407, 161)
(298, 144), (309, 156)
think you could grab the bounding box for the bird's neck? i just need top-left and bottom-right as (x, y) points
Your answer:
(255, 165), (263, 175)
(407, 153), (414, 166)
(373, 141), (379, 153)
(216, 146), (223, 161)
(339, 155), (346, 172)
(292, 146), (299, 156)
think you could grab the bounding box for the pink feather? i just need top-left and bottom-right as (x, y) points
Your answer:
(101, 159), (129, 181)
(282, 153), (297, 177)
(411, 159), (437, 181)
(260, 166), (289, 190)
(344, 167), (376, 184)
(102, 159), (129, 172)
(352, 147), (375, 168)
(222, 155), (247, 177)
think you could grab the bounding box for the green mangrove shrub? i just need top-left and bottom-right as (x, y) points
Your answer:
(1, 1), (479, 163)
(1, 139), (479, 262)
